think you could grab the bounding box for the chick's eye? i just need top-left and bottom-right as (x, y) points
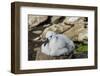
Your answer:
(50, 36), (52, 37)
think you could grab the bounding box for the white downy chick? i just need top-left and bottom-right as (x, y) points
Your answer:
(41, 31), (75, 56)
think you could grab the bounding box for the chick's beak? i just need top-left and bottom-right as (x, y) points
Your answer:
(43, 38), (49, 46)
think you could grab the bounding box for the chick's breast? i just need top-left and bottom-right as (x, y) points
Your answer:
(49, 35), (67, 51)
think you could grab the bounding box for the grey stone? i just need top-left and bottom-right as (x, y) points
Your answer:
(28, 15), (48, 31)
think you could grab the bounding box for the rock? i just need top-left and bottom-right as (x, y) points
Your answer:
(78, 29), (88, 43)
(28, 15), (48, 31)
(32, 30), (42, 34)
(36, 50), (55, 60)
(34, 47), (41, 52)
(36, 50), (73, 60)
(43, 24), (51, 27)
(63, 17), (81, 24)
(40, 23), (71, 40)
(63, 18), (87, 42)
(51, 16), (62, 24)
(41, 17), (88, 42)
(32, 37), (41, 41)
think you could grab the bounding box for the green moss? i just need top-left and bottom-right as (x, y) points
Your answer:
(76, 44), (88, 52)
